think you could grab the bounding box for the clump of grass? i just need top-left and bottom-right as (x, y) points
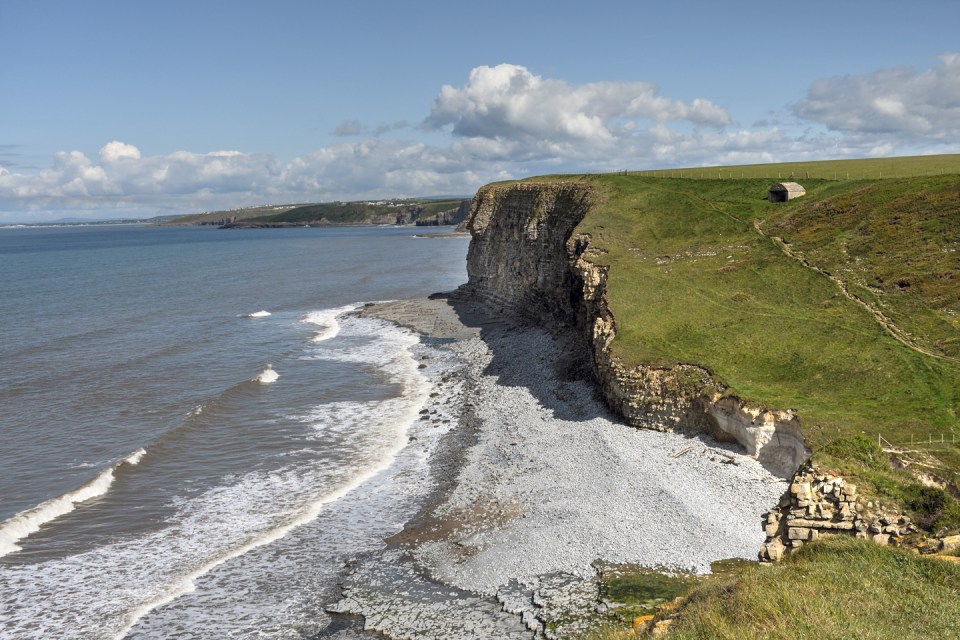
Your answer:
(659, 537), (960, 639)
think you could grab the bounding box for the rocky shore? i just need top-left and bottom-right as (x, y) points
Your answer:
(323, 296), (787, 639)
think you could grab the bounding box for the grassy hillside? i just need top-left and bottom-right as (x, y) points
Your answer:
(586, 537), (960, 640)
(633, 153), (960, 180)
(766, 177), (960, 360)
(506, 156), (960, 509)
(569, 172), (960, 452)
(165, 204), (306, 225)
(555, 155), (960, 640)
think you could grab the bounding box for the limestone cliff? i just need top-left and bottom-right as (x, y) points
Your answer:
(460, 181), (809, 479)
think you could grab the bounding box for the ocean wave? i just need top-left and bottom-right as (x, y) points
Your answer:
(0, 448), (146, 558)
(242, 310), (272, 318)
(253, 364), (279, 384)
(0, 312), (431, 638)
(303, 303), (362, 343)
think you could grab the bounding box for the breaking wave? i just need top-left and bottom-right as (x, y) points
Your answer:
(253, 364), (278, 384)
(304, 303), (362, 343)
(0, 448), (146, 558)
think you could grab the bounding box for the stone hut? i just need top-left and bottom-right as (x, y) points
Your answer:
(768, 182), (806, 202)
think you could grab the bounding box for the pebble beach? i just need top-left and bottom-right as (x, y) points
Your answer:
(329, 296), (788, 638)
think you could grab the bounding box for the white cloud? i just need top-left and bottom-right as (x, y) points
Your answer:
(426, 63), (731, 145)
(794, 53), (960, 141)
(7, 59), (959, 222)
(99, 141), (141, 162)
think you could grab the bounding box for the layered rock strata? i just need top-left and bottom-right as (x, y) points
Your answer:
(460, 181), (809, 479)
(759, 464), (919, 562)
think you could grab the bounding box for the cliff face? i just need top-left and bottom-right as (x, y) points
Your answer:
(461, 181), (809, 479)
(416, 200), (472, 226)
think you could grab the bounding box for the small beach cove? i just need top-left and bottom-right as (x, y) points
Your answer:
(323, 295), (787, 639)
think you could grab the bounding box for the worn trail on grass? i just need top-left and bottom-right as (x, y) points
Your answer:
(752, 218), (960, 366)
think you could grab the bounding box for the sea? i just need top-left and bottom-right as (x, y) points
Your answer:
(0, 223), (470, 638)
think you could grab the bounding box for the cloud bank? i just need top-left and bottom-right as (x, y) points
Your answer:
(795, 53), (960, 143)
(3, 58), (958, 221)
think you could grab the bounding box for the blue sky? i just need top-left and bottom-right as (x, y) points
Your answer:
(2, 0), (959, 221)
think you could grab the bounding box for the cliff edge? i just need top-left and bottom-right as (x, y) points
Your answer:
(459, 180), (808, 479)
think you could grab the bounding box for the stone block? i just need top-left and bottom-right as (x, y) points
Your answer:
(788, 527), (812, 541)
(873, 533), (890, 545)
(761, 538), (786, 562)
(940, 535), (960, 553)
(791, 482), (812, 501)
(765, 522), (780, 538)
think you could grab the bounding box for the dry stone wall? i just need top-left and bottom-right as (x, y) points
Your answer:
(759, 463), (919, 562)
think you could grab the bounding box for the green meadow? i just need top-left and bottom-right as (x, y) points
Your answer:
(522, 157), (960, 510)
(629, 153), (960, 180)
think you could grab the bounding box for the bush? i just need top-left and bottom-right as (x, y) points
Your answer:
(901, 484), (960, 533)
(821, 435), (886, 470)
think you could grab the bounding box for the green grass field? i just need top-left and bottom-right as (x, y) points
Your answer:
(630, 153), (960, 181)
(580, 539), (960, 640)
(569, 172), (960, 452)
(562, 154), (960, 640)
(662, 537), (960, 640)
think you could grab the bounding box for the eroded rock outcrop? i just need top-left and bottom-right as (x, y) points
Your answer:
(759, 463), (919, 562)
(460, 181), (810, 479)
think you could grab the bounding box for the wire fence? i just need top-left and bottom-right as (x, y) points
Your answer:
(878, 433), (960, 451)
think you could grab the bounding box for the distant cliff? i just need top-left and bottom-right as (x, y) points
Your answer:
(459, 181), (807, 478)
(168, 199), (471, 228)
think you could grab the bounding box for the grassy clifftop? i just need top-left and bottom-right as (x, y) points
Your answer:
(572, 173), (960, 449)
(548, 158), (960, 638)
(506, 157), (960, 494)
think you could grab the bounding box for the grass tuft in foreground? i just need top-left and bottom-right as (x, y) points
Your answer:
(580, 537), (960, 640)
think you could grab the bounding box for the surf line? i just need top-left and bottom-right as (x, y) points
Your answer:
(113, 325), (430, 638)
(0, 449), (147, 558)
(304, 303), (367, 343)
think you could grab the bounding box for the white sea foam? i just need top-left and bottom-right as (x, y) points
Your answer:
(254, 364), (278, 384)
(303, 303), (361, 343)
(0, 314), (431, 639)
(0, 449), (146, 558)
(242, 310), (271, 318)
